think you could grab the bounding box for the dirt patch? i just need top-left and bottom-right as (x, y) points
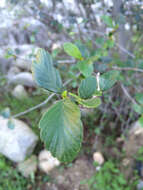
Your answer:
(48, 157), (95, 190)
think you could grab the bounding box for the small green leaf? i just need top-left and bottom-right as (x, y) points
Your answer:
(77, 60), (94, 77)
(69, 92), (101, 108)
(101, 15), (114, 28)
(135, 93), (143, 105)
(132, 103), (143, 114)
(78, 76), (97, 99)
(1, 108), (11, 118)
(75, 42), (90, 58)
(39, 98), (83, 163)
(63, 42), (83, 60)
(32, 49), (63, 93)
(139, 115), (143, 127)
(62, 90), (68, 99)
(7, 119), (15, 129)
(100, 70), (120, 91)
(78, 97), (101, 108)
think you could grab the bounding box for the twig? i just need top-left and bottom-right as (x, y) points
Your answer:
(92, 30), (135, 59)
(120, 84), (137, 105)
(112, 66), (143, 73)
(13, 93), (55, 118)
(116, 44), (135, 59)
(12, 72), (80, 118)
(57, 60), (75, 64)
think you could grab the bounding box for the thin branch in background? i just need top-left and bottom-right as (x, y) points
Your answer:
(120, 84), (137, 105)
(57, 59), (75, 64)
(112, 66), (143, 73)
(116, 43), (135, 59)
(12, 72), (80, 118)
(92, 30), (135, 59)
(13, 93), (55, 118)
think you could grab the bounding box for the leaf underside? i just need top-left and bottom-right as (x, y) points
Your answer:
(32, 49), (63, 93)
(79, 97), (101, 108)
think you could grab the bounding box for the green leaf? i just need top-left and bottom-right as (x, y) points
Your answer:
(63, 42), (83, 60)
(78, 76), (97, 99)
(77, 60), (94, 77)
(78, 97), (101, 108)
(1, 107), (11, 118)
(135, 93), (143, 105)
(132, 103), (143, 114)
(7, 119), (15, 130)
(32, 49), (63, 93)
(139, 115), (143, 127)
(39, 98), (83, 163)
(69, 92), (101, 108)
(75, 42), (90, 58)
(101, 15), (114, 28)
(100, 70), (120, 91)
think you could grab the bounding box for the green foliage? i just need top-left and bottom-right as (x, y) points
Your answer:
(7, 119), (15, 129)
(136, 146), (143, 161)
(132, 103), (143, 114)
(1, 107), (11, 118)
(139, 115), (143, 127)
(78, 76), (97, 99)
(39, 98), (83, 163)
(75, 42), (90, 58)
(86, 161), (138, 190)
(135, 93), (143, 105)
(101, 15), (114, 28)
(63, 42), (83, 60)
(100, 70), (121, 91)
(32, 49), (63, 93)
(133, 93), (143, 125)
(78, 97), (101, 108)
(69, 92), (101, 108)
(32, 47), (121, 163)
(0, 155), (29, 190)
(77, 60), (94, 77)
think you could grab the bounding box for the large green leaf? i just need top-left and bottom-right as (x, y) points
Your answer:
(39, 98), (83, 163)
(63, 42), (83, 60)
(100, 70), (120, 91)
(32, 49), (63, 93)
(78, 76), (97, 99)
(77, 60), (94, 77)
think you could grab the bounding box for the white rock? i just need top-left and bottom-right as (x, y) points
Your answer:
(93, 152), (104, 165)
(12, 85), (28, 100)
(18, 155), (38, 177)
(38, 150), (60, 174)
(9, 72), (36, 87)
(15, 59), (31, 71)
(8, 66), (21, 77)
(63, 0), (79, 14)
(0, 116), (38, 162)
(51, 43), (61, 51)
